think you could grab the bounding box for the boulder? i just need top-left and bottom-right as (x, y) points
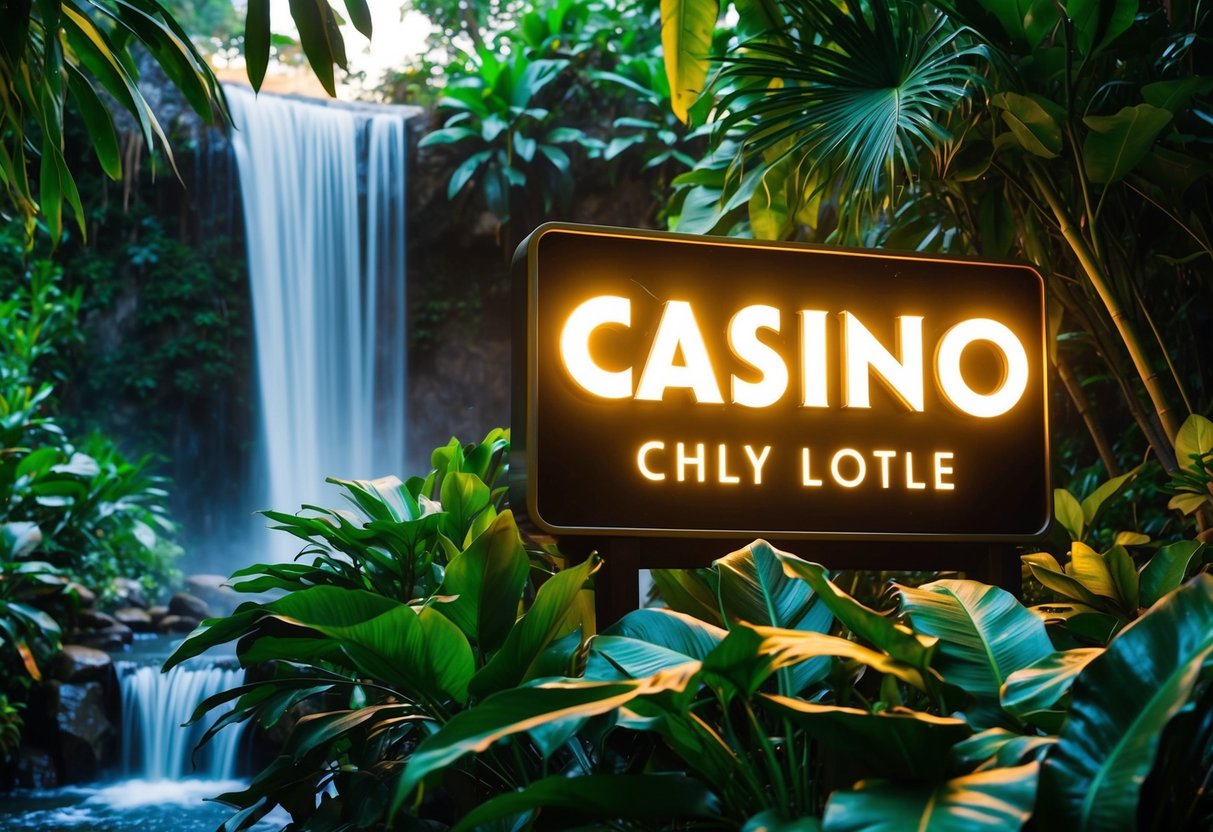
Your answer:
(111, 577), (148, 610)
(113, 606), (153, 632)
(157, 614), (201, 633)
(77, 623), (133, 651)
(66, 583), (96, 609)
(168, 592), (210, 620)
(48, 681), (114, 782)
(186, 574), (240, 616)
(77, 610), (116, 630)
(148, 605), (169, 623)
(14, 747), (59, 789)
(51, 645), (113, 683)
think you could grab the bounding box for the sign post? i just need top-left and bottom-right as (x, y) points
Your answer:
(512, 223), (1050, 622)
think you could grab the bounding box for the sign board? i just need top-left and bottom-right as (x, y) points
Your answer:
(512, 223), (1050, 543)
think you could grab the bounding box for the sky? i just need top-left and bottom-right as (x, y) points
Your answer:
(223, 0), (435, 97)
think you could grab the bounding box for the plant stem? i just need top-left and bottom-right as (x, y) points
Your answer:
(1054, 349), (1121, 476)
(1027, 163), (1183, 465)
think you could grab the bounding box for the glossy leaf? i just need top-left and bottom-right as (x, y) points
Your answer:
(1054, 489), (1084, 540)
(823, 764), (1039, 832)
(898, 580), (1054, 706)
(761, 694), (971, 780)
(1139, 541), (1205, 608)
(589, 607), (726, 678)
(470, 554), (599, 698)
(1001, 648), (1102, 717)
(651, 567), (723, 626)
(701, 622), (934, 698)
(1038, 574), (1213, 831)
(437, 509), (529, 652)
(777, 550), (937, 672)
(660, 0), (718, 122)
(1174, 414), (1213, 471)
(1079, 468), (1139, 528)
(394, 667), (697, 808)
(993, 92), (1063, 158)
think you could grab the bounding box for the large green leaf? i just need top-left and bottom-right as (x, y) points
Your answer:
(469, 554), (599, 698)
(393, 668), (697, 809)
(761, 694), (971, 781)
(700, 622), (934, 698)
(1001, 648), (1102, 718)
(1174, 413), (1213, 471)
(898, 580), (1054, 711)
(777, 550), (937, 673)
(1064, 0), (1137, 54)
(1139, 541), (1206, 608)
(1082, 104), (1172, 185)
(439, 470), (490, 542)
(450, 774), (722, 831)
(717, 541), (834, 692)
(716, 541), (830, 631)
(1038, 574), (1213, 832)
(823, 764), (1039, 832)
(651, 567), (723, 626)
(950, 728), (1056, 771)
(993, 92), (1063, 158)
(589, 607), (726, 678)
(437, 509), (529, 652)
(1079, 467), (1139, 528)
(1054, 488), (1084, 540)
(1142, 77), (1213, 113)
(660, 0), (718, 122)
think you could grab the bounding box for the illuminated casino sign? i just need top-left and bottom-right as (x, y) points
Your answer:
(511, 223), (1050, 542)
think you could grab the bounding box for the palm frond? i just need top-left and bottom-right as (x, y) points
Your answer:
(715, 0), (986, 240)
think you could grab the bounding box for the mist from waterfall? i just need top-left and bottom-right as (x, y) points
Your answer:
(226, 84), (409, 561)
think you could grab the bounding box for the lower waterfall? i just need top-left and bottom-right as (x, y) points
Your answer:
(118, 661), (246, 781)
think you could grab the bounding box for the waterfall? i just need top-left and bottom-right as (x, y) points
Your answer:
(118, 662), (246, 781)
(226, 84), (410, 560)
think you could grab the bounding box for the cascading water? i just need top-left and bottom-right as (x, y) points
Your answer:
(118, 661), (246, 781)
(226, 84), (410, 560)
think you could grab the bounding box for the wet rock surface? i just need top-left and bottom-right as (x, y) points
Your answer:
(51, 645), (114, 684)
(114, 606), (154, 632)
(46, 680), (115, 782)
(168, 592), (210, 620)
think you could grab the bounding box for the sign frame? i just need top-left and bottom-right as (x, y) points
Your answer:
(511, 221), (1053, 546)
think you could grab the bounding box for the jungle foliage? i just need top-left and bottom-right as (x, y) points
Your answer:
(175, 428), (1213, 831)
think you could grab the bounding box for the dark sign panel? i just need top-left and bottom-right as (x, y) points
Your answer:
(512, 223), (1050, 542)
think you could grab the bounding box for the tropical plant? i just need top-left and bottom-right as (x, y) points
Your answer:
(0, 0), (228, 240)
(660, 0), (1212, 480)
(396, 538), (1213, 829)
(167, 429), (603, 830)
(0, 258), (180, 598)
(0, 536), (65, 689)
(591, 53), (705, 180)
(0, 694), (23, 765)
(1167, 413), (1213, 521)
(420, 50), (594, 229)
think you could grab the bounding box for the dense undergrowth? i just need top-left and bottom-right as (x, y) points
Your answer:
(172, 428), (1212, 831)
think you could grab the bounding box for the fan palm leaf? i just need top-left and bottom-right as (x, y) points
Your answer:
(717, 0), (985, 239)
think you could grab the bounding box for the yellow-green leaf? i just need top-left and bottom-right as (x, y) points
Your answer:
(660, 0), (718, 123)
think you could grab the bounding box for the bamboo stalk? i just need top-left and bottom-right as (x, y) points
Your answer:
(1026, 165), (1184, 465)
(1054, 350), (1121, 476)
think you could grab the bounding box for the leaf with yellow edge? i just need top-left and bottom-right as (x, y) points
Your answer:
(660, 0), (718, 123)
